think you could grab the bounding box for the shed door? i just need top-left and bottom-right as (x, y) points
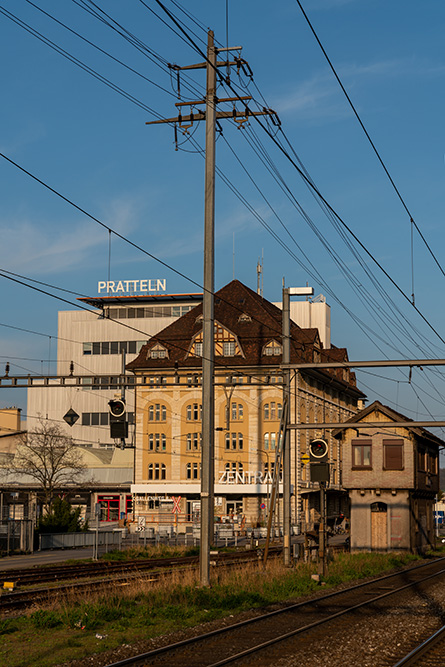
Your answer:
(371, 502), (387, 551)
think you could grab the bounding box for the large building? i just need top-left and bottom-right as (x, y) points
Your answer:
(27, 289), (203, 449)
(127, 280), (365, 530)
(25, 281), (333, 526)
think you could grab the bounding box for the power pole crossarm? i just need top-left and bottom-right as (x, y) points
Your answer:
(146, 108), (277, 126)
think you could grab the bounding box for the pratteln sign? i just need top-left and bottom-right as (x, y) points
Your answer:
(98, 279), (167, 294)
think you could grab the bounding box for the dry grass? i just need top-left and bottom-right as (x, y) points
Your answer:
(0, 550), (425, 667)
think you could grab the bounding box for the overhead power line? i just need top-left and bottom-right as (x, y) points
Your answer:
(294, 0), (445, 293)
(23, 0), (176, 98)
(0, 5), (165, 119)
(150, 0), (445, 348)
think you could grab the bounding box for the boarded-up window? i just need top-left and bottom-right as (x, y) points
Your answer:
(383, 439), (404, 470)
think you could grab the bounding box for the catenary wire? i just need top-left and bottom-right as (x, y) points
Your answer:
(130, 4), (445, 445)
(2, 3), (440, 412)
(22, 0), (176, 98)
(5, 0), (433, 369)
(293, 0), (445, 288)
(150, 0), (445, 349)
(71, 0), (206, 101)
(0, 6), (165, 119)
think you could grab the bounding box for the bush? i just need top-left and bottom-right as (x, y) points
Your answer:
(36, 498), (88, 535)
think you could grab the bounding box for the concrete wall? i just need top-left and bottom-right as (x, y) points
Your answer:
(350, 488), (411, 552)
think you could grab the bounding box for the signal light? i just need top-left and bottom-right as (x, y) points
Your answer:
(309, 438), (329, 462)
(109, 399), (127, 440)
(108, 399), (126, 418)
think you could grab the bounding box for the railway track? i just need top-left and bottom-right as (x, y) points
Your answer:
(99, 557), (445, 667)
(0, 548), (278, 613)
(392, 625), (445, 666)
(0, 554), (200, 587)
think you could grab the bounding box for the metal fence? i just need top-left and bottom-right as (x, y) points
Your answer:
(0, 520), (34, 555)
(39, 530), (121, 550)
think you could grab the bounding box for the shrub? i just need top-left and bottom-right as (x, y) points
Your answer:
(36, 498), (87, 535)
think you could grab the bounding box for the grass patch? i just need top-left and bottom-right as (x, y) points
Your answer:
(0, 550), (424, 667)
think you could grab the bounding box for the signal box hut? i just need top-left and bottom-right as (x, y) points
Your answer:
(334, 401), (442, 553)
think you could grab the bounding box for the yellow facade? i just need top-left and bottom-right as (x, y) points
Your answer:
(129, 280), (364, 530)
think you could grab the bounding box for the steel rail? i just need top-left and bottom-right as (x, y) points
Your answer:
(392, 624), (445, 666)
(206, 568), (445, 667)
(101, 558), (445, 667)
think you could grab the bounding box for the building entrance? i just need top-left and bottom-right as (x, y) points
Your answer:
(98, 495), (120, 521)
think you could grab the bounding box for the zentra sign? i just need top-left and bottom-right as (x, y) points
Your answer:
(218, 470), (282, 484)
(97, 279), (167, 294)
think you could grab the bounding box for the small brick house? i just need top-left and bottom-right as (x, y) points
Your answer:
(334, 401), (442, 553)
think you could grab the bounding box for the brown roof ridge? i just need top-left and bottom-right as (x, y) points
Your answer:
(332, 399), (445, 445)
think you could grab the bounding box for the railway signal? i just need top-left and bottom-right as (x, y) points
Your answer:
(108, 398), (128, 440)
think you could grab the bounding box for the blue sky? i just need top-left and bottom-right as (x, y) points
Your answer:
(1, 0), (445, 435)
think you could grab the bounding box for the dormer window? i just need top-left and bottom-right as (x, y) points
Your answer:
(195, 315), (203, 323)
(238, 313), (251, 323)
(148, 343), (168, 359)
(263, 340), (282, 356)
(188, 322), (243, 358)
(223, 341), (236, 357)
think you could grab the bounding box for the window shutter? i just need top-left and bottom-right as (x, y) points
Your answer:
(383, 439), (404, 470)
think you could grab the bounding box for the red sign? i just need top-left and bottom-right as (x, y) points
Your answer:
(172, 496), (181, 513)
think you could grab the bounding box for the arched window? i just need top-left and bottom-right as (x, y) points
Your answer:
(186, 403), (202, 421)
(148, 404), (167, 421)
(150, 463), (166, 480)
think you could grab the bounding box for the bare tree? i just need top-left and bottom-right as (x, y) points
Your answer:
(8, 419), (87, 513)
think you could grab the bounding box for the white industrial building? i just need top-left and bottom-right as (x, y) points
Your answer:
(27, 289), (203, 449)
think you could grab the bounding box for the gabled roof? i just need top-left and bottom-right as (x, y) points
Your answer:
(332, 399), (445, 447)
(127, 280), (364, 395)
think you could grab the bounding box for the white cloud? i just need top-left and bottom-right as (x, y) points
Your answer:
(274, 56), (445, 122)
(0, 195), (140, 275)
(273, 74), (345, 120)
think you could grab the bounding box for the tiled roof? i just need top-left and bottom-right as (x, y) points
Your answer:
(127, 280), (364, 395)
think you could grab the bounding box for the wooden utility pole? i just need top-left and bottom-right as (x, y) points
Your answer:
(147, 30), (276, 587)
(201, 30), (216, 588)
